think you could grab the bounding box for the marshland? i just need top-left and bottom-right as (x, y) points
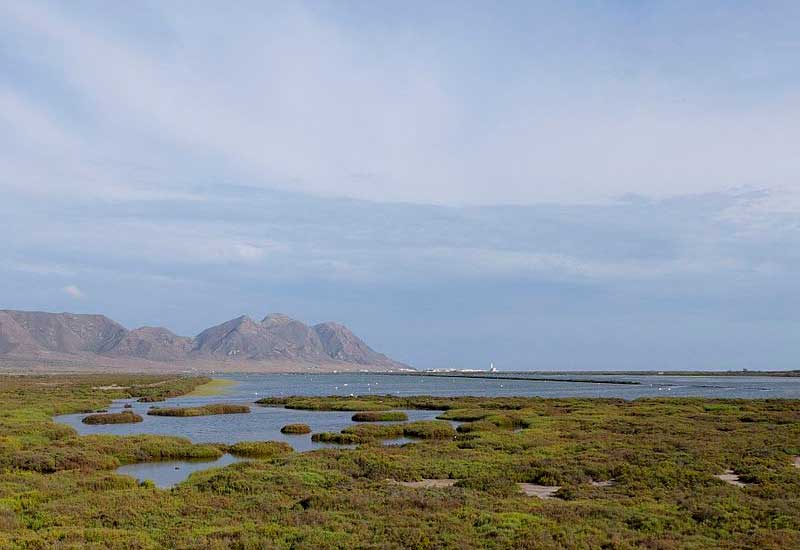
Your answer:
(1, 373), (799, 549)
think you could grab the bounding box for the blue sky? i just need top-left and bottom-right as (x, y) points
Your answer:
(1, 1), (798, 369)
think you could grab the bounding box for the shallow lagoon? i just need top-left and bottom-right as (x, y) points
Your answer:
(57, 398), (445, 450)
(115, 454), (243, 488)
(203, 372), (800, 400)
(55, 372), (800, 486)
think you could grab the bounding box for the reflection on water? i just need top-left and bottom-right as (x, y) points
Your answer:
(116, 454), (242, 488)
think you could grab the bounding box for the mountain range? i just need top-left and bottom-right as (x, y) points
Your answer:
(0, 309), (410, 372)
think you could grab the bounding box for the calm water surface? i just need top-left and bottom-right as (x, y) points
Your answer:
(212, 372), (800, 399)
(115, 454), (243, 489)
(55, 373), (800, 486)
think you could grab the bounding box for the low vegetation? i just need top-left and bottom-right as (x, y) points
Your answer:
(227, 441), (293, 458)
(185, 378), (238, 397)
(311, 431), (363, 444)
(130, 376), (211, 402)
(146, 403), (250, 416)
(351, 411), (408, 422)
(280, 423), (312, 434)
(342, 423), (405, 440)
(1, 375), (799, 549)
(402, 420), (457, 439)
(81, 410), (143, 424)
(318, 420), (457, 443)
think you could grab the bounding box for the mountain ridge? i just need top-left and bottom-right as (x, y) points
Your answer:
(0, 309), (411, 372)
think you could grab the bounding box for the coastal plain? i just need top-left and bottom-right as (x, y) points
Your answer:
(0, 374), (799, 549)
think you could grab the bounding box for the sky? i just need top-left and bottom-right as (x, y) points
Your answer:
(1, 1), (798, 370)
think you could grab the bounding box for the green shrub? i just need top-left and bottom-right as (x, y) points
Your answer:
(227, 441), (293, 458)
(352, 411), (408, 422)
(342, 423), (405, 440)
(280, 423), (312, 434)
(402, 420), (456, 439)
(457, 420), (500, 433)
(456, 475), (518, 497)
(147, 403), (250, 416)
(137, 396), (165, 403)
(311, 432), (364, 444)
(437, 409), (493, 421)
(128, 376), (211, 402)
(82, 411), (143, 424)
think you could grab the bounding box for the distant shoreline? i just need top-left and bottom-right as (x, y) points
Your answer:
(185, 378), (238, 396)
(371, 372), (641, 385)
(498, 370), (800, 377)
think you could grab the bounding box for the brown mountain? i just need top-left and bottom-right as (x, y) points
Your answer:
(107, 327), (193, 362)
(313, 322), (401, 369)
(191, 313), (328, 361)
(0, 310), (127, 354)
(0, 309), (410, 372)
(0, 311), (43, 355)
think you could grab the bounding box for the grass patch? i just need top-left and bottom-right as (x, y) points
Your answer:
(227, 441), (293, 458)
(146, 403), (250, 417)
(402, 420), (457, 439)
(280, 423), (311, 434)
(185, 378), (238, 397)
(82, 411), (143, 425)
(351, 411), (408, 422)
(342, 424), (405, 440)
(311, 432), (364, 444)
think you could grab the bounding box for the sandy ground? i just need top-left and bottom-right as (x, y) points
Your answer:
(185, 378), (238, 396)
(590, 480), (616, 488)
(517, 483), (561, 498)
(715, 470), (746, 487)
(394, 479), (458, 488)
(0, 354), (405, 374)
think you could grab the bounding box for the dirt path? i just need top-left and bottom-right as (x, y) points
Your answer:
(518, 483), (560, 499)
(590, 480), (616, 488)
(395, 479), (458, 488)
(715, 470), (746, 488)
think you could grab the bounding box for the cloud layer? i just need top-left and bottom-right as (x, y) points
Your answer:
(2, 185), (797, 369)
(2, 1), (800, 205)
(1, 1), (798, 369)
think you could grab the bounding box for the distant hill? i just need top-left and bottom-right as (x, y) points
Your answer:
(0, 309), (410, 372)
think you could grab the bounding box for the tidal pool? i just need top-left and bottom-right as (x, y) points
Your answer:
(116, 454), (243, 488)
(56, 400), (445, 451)
(55, 391), (448, 487)
(57, 372), (800, 487)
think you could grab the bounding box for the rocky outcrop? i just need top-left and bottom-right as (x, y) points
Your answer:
(313, 322), (403, 369)
(107, 327), (193, 362)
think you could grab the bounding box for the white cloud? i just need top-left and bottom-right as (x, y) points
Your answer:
(1, 1), (798, 207)
(62, 284), (85, 299)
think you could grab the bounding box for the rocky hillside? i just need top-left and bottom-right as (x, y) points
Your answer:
(0, 309), (410, 371)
